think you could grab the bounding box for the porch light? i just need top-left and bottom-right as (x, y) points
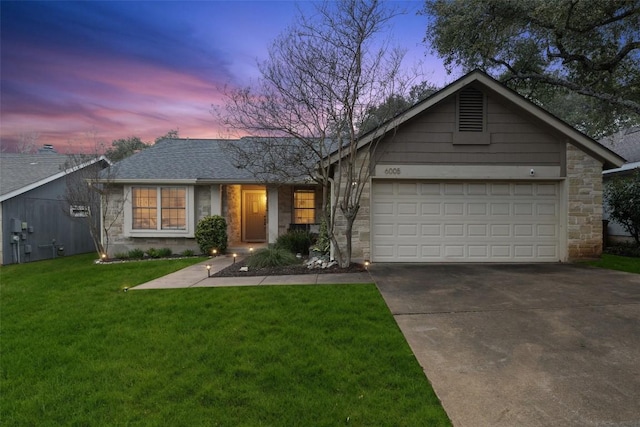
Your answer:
(206, 264), (211, 277)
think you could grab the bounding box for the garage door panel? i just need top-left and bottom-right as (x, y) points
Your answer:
(372, 180), (560, 262)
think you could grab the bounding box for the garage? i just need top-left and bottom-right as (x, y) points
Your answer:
(371, 180), (561, 262)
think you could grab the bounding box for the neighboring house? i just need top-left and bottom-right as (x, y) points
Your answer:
(100, 139), (322, 256)
(0, 152), (109, 264)
(102, 70), (624, 262)
(599, 126), (640, 244)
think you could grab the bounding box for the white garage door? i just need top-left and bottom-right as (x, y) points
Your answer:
(371, 181), (561, 262)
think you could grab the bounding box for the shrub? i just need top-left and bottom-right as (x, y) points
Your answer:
(195, 215), (228, 255)
(145, 248), (161, 259)
(247, 247), (300, 269)
(128, 249), (145, 259)
(275, 230), (314, 255)
(605, 170), (640, 245)
(181, 249), (195, 257)
(113, 252), (129, 260)
(604, 243), (640, 258)
(311, 218), (330, 254)
(157, 248), (172, 258)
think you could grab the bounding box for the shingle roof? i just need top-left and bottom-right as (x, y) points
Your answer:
(107, 138), (307, 182)
(599, 126), (640, 163)
(0, 153), (69, 197)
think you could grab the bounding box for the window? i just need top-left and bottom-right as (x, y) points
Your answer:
(132, 187), (186, 230)
(293, 189), (315, 224)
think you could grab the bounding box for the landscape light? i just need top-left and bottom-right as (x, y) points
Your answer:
(206, 264), (211, 277)
(233, 253), (237, 264)
(212, 248), (217, 256)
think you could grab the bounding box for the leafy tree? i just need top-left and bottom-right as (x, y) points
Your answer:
(605, 170), (640, 245)
(104, 136), (150, 162)
(155, 129), (179, 143)
(222, 0), (417, 267)
(422, 0), (640, 138)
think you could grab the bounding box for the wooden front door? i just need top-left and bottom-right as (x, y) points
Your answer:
(242, 190), (267, 242)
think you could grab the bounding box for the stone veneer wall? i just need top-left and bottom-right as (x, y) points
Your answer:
(566, 143), (604, 259)
(277, 186), (292, 235)
(332, 151), (371, 262)
(224, 185), (242, 243)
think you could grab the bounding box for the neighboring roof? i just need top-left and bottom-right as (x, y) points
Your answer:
(599, 126), (640, 163)
(334, 69), (625, 170)
(105, 139), (273, 183)
(603, 161), (640, 176)
(0, 153), (109, 202)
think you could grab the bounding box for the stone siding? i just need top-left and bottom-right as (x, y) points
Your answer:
(332, 151), (371, 262)
(566, 143), (604, 259)
(223, 185), (242, 243)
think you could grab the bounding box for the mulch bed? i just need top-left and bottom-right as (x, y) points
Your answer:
(212, 259), (367, 277)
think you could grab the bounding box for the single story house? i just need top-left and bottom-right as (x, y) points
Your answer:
(101, 70), (624, 262)
(600, 126), (640, 244)
(0, 151), (109, 264)
(100, 139), (323, 256)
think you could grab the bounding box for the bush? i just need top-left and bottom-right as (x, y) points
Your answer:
(195, 215), (228, 255)
(181, 249), (195, 257)
(128, 249), (145, 259)
(247, 247), (300, 269)
(113, 252), (129, 260)
(604, 243), (640, 258)
(145, 248), (161, 259)
(605, 170), (640, 245)
(275, 230), (315, 255)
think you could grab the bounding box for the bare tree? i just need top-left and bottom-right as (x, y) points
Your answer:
(17, 132), (40, 154)
(221, 0), (417, 266)
(62, 153), (126, 258)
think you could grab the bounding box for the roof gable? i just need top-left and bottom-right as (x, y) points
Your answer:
(0, 154), (109, 202)
(348, 70), (625, 170)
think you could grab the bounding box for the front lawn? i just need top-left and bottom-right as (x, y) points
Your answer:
(1, 254), (450, 426)
(585, 253), (640, 274)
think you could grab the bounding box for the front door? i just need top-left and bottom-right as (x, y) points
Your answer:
(242, 189), (267, 242)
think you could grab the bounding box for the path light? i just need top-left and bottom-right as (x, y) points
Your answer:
(364, 261), (370, 269)
(211, 248), (217, 257)
(233, 253), (237, 264)
(206, 264), (211, 277)
(101, 253), (107, 260)
(249, 247), (254, 254)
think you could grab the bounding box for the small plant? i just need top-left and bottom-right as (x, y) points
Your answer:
(275, 230), (314, 255)
(113, 252), (130, 260)
(247, 247), (300, 269)
(158, 248), (173, 257)
(128, 249), (145, 259)
(145, 248), (161, 259)
(311, 218), (330, 254)
(181, 249), (195, 257)
(195, 215), (228, 255)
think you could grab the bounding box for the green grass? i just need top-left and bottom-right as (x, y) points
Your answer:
(585, 253), (640, 274)
(1, 254), (450, 426)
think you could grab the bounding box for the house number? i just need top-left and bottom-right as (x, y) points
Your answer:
(384, 168), (401, 175)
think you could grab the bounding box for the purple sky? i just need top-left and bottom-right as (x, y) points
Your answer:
(1, 1), (458, 153)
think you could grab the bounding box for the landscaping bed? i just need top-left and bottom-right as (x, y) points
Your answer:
(212, 256), (367, 277)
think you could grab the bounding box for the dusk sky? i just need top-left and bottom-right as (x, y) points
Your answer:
(1, 1), (458, 154)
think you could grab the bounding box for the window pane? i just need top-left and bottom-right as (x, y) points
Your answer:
(161, 187), (186, 229)
(293, 190), (315, 224)
(132, 187), (157, 229)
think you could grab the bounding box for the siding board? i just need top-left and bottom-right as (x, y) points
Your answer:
(375, 91), (564, 167)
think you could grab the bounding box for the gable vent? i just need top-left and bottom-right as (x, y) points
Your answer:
(458, 87), (484, 132)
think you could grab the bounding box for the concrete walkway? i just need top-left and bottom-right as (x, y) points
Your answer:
(133, 256), (373, 289)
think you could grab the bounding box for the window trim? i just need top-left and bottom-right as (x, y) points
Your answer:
(124, 185), (195, 237)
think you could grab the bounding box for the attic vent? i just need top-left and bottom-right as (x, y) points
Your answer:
(458, 88), (485, 132)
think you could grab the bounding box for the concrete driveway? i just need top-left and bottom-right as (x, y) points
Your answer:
(370, 263), (640, 427)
